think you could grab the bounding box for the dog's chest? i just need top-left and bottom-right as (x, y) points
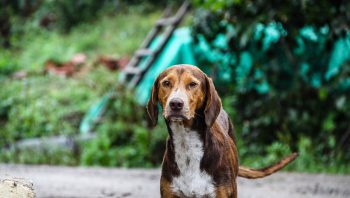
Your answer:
(170, 123), (215, 198)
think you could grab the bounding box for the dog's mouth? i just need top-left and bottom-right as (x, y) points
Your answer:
(167, 114), (188, 122)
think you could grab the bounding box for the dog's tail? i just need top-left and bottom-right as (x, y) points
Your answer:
(238, 152), (298, 179)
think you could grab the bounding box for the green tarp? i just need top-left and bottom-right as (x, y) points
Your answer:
(80, 25), (350, 134)
(136, 26), (350, 104)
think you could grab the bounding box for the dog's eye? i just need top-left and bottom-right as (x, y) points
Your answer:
(189, 81), (198, 88)
(162, 80), (171, 87)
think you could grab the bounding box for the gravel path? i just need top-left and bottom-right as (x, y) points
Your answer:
(1, 164), (349, 198)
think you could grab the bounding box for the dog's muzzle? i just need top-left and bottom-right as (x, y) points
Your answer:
(169, 98), (184, 111)
(167, 97), (187, 121)
(165, 88), (191, 122)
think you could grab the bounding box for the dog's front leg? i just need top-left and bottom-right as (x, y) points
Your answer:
(160, 177), (180, 198)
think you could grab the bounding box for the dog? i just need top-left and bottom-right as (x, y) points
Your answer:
(147, 64), (297, 198)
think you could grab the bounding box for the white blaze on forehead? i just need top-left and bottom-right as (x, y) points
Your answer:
(167, 89), (188, 106)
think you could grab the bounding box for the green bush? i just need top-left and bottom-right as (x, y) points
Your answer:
(0, 68), (116, 162)
(0, 50), (20, 76)
(81, 87), (167, 167)
(1, 146), (78, 165)
(192, 1), (350, 173)
(0, 79), (168, 167)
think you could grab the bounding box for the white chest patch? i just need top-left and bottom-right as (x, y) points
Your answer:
(170, 122), (215, 198)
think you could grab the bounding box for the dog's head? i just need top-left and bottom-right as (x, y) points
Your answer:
(147, 64), (221, 128)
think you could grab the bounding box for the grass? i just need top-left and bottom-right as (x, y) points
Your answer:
(1, 9), (161, 74)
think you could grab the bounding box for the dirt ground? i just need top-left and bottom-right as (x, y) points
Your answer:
(0, 164), (349, 198)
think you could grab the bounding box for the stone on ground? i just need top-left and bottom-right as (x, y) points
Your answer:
(0, 177), (35, 198)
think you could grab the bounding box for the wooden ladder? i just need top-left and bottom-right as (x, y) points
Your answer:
(121, 1), (191, 88)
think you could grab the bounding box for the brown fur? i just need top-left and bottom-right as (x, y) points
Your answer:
(147, 64), (297, 198)
(161, 177), (180, 198)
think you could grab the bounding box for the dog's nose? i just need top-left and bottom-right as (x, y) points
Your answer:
(169, 98), (184, 111)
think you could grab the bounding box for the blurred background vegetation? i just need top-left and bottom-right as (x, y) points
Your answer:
(0, 0), (349, 174)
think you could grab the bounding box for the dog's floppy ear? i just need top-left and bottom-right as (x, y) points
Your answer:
(204, 76), (222, 128)
(146, 76), (160, 127)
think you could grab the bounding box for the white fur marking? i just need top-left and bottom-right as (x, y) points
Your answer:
(170, 122), (215, 198)
(165, 89), (190, 118)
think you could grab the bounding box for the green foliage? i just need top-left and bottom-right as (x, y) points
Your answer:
(0, 68), (116, 148)
(81, 88), (167, 167)
(1, 146), (78, 165)
(195, 0), (349, 38)
(37, 0), (113, 32)
(0, 11), (159, 74)
(0, 50), (20, 76)
(0, 9), (164, 167)
(0, 0), (162, 49)
(1, 0), (350, 174)
(0, 67), (168, 167)
(193, 0), (350, 173)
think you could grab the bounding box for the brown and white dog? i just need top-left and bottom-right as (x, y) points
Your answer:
(147, 64), (297, 198)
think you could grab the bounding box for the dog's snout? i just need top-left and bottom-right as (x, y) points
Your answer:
(169, 98), (184, 111)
